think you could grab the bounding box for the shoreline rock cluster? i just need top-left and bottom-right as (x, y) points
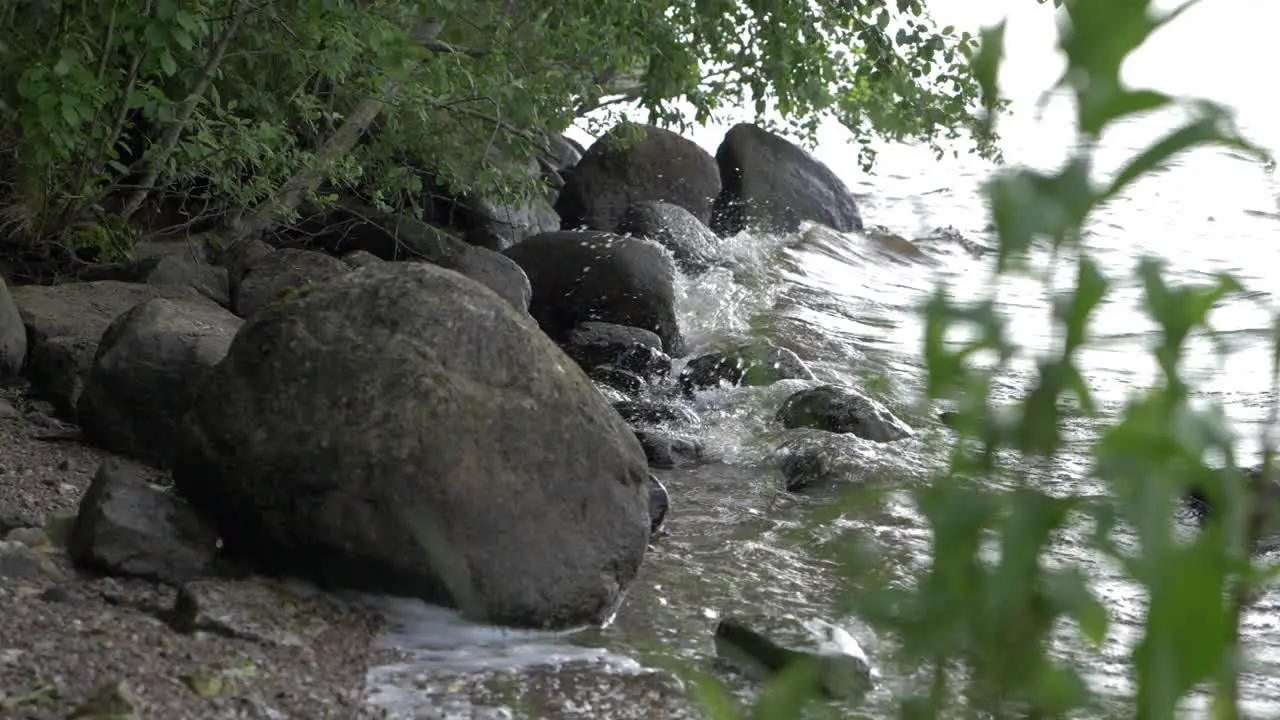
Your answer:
(0, 119), (912, 715)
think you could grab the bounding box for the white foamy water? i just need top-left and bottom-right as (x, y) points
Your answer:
(365, 1), (1280, 716)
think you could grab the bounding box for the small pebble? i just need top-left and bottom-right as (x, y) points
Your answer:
(58, 458), (74, 471)
(38, 586), (72, 603)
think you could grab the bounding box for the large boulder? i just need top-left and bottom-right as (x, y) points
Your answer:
(233, 248), (350, 319)
(456, 162), (562, 251)
(173, 262), (652, 629)
(77, 296), (243, 468)
(295, 201), (532, 311)
(556, 124), (721, 232)
(504, 231), (685, 355)
(711, 123), (864, 236)
(616, 201), (720, 275)
(81, 249), (232, 309)
(0, 276), (24, 378)
(9, 281), (185, 416)
(461, 193), (560, 252)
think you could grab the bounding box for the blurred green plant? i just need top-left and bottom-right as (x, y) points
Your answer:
(694, 0), (1280, 717)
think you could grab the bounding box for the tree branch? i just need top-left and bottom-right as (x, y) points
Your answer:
(118, 0), (251, 221)
(223, 18), (446, 244)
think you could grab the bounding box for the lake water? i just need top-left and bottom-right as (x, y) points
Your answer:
(361, 1), (1280, 717)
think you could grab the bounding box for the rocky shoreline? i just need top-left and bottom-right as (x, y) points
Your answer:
(0, 120), (925, 717)
(0, 390), (399, 718)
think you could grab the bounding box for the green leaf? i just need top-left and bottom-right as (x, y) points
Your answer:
(1043, 569), (1109, 648)
(60, 101), (79, 127)
(1103, 107), (1258, 201)
(1134, 531), (1231, 716)
(159, 51), (178, 77)
(970, 20), (1006, 119)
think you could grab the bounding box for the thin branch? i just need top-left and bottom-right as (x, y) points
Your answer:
(224, 18), (445, 243)
(118, 0), (251, 221)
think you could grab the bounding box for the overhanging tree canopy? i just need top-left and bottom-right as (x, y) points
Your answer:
(0, 0), (1001, 252)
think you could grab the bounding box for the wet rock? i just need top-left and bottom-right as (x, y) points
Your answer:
(714, 615), (873, 699)
(564, 321), (671, 377)
(341, 250), (384, 269)
(68, 461), (219, 584)
(232, 248), (350, 318)
(590, 366), (645, 396)
(505, 231), (684, 355)
(614, 400), (700, 428)
(779, 442), (855, 492)
(556, 123), (721, 231)
(0, 397), (17, 419)
(776, 385), (913, 442)
(77, 297), (242, 467)
(294, 200), (533, 312)
(0, 276), (25, 378)
(1184, 465), (1280, 548)
(170, 578), (334, 649)
(616, 200), (719, 274)
(594, 383), (630, 404)
(711, 122), (864, 236)
(679, 341), (814, 394)
(647, 475), (669, 536)
(173, 262), (651, 629)
(634, 429), (703, 470)
(9, 280), (184, 416)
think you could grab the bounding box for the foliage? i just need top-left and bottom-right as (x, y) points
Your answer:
(692, 0), (1279, 717)
(0, 0), (991, 255)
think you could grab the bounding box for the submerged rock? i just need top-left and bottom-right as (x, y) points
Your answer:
(1184, 465), (1280, 549)
(776, 385), (913, 442)
(714, 615), (873, 699)
(564, 321), (671, 378)
(590, 366), (646, 396)
(679, 341), (813, 394)
(614, 400), (700, 429)
(634, 429), (703, 470)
